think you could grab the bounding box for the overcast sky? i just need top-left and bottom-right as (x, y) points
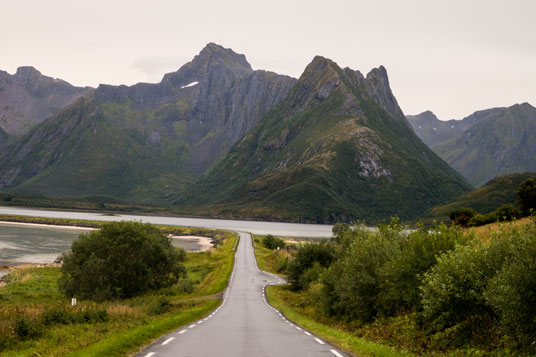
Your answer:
(2, 0), (535, 120)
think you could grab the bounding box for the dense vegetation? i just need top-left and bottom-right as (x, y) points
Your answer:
(420, 173), (536, 225)
(259, 218), (536, 355)
(0, 225), (237, 355)
(448, 177), (535, 228)
(59, 221), (186, 301)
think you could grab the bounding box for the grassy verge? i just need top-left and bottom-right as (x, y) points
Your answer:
(267, 286), (413, 357)
(0, 231), (237, 356)
(253, 236), (413, 357)
(251, 235), (287, 275)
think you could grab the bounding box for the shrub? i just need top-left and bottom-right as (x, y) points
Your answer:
(485, 224), (536, 347)
(59, 221), (186, 301)
(517, 178), (536, 216)
(262, 235), (286, 250)
(147, 297), (171, 315)
(177, 276), (194, 293)
(42, 307), (73, 326)
(73, 308), (109, 323)
(14, 317), (42, 339)
(321, 227), (395, 322)
(468, 212), (497, 227)
(419, 231), (517, 338)
(493, 204), (520, 222)
(287, 241), (336, 290)
(449, 208), (477, 227)
(378, 224), (468, 315)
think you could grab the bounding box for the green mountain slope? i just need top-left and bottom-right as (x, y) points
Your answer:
(173, 57), (472, 223)
(419, 173), (536, 225)
(0, 44), (295, 202)
(408, 104), (536, 186)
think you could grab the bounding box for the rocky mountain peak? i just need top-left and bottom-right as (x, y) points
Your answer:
(190, 42), (252, 77)
(15, 66), (43, 80)
(409, 110), (440, 122)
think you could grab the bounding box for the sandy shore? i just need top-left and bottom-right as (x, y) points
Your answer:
(0, 221), (96, 231)
(170, 235), (213, 252)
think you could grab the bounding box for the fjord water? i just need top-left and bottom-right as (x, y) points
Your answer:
(0, 207), (333, 237)
(0, 224), (85, 267)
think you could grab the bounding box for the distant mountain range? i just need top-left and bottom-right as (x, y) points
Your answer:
(408, 103), (536, 187)
(0, 43), (472, 223)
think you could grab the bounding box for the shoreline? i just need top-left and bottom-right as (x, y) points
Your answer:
(0, 220), (96, 231)
(170, 235), (213, 252)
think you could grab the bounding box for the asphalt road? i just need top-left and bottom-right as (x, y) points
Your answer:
(136, 232), (348, 357)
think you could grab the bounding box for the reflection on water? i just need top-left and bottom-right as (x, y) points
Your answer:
(0, 223), (209, 266)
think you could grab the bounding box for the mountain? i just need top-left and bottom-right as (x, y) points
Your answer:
(408, 104), (536, 186)
(172, 56), (472, 223)
(419, 172), (536, 225)
(0, 44), (296, 200)
(0, 66), (91, 136)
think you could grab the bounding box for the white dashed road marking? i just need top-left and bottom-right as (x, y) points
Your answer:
(144, 353), (155, 357)
(178, 330), (187, 334)
(330, 349), (345, 357)
(314, 337), (325, 345)
(162, 337), (174, 345)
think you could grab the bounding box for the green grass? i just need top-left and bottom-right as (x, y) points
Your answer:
(0, 231), (237, 356)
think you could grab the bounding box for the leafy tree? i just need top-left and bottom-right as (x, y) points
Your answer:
(59, 221), (186, 301)
(449, 207), (476, 227)
(517, 178), (536, 216)
(287, 241), (336, 290)
(262, 234), (286, 250)
(493, 204), (520, 222)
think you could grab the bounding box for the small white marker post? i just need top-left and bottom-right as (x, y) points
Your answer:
(71, 298), (77, 307)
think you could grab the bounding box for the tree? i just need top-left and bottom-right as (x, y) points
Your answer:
(262, 234), (286, 250)
(517, 178), (536, 216)
(449, 207), (476, 227)
(59, 221), (186, 301)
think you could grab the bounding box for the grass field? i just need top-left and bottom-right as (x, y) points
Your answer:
(0, 231), (237, 356)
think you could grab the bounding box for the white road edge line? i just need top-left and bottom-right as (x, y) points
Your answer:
(314, 337), (325, 345)
(188, 324), (196, 328)
(304, 331), (312, 336)
(144, 353), (155, 357)
(330, 349), (345, 357)
(178, 330), (187, 334)
(162, 337), (174, 345)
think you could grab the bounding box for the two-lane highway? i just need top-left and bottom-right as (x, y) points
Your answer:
(137, 232), (347, 357)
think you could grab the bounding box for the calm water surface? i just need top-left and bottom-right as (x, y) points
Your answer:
(0, 207), (333, 237)
(0, 224), (210, 268)
(0, 206), (333, 270)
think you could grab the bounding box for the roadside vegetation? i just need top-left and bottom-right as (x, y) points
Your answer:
(0, 222), (237, 356)
(255, 216), (536, 356)
(449, 177), (535, 228)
